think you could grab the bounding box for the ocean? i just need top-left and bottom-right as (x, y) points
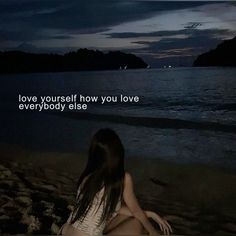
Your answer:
(0, 67), (236, 169)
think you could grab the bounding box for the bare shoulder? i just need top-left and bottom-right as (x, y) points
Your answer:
(124, 172), (133, 185)
(123, 172), (136, 198)
(125, 171), (132, 179)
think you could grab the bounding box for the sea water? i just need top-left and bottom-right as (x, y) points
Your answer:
(0, 67), (236, 168)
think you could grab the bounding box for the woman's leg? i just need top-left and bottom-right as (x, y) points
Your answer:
(104, 214), (147, 235)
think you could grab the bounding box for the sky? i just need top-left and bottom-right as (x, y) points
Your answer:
(0, 0), (236, 67)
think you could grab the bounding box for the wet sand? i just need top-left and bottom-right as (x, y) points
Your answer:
(1, 143), (236, 235)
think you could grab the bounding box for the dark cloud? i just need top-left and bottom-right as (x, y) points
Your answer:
(140, 29), (229, 48)
(106, 29), (205, 39)
(0, 1), (235, 66)
(0, 0), (214, 51)
(0, 29), (74, 43)
(0, 1), (212, 34)
(128, 29), (231, 67)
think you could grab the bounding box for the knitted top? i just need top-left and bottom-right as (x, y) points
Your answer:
(67, 187), (121, 236)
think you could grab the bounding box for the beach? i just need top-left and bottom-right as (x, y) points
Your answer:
(1, 1), (236, 235)
(1, 143), (236, 235)
(1, 67), (236, 235)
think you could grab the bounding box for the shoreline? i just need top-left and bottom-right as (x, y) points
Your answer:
(1, 143), (236, 235)
(1, 142), (236, 207)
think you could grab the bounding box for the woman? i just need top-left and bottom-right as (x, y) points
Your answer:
(59, 128), (172, 236)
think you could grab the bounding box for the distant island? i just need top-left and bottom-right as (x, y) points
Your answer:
(193, 36), (236, 67)
(0, 49), (147, 74)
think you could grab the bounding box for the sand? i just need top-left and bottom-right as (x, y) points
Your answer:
(1, 142), (236, 235)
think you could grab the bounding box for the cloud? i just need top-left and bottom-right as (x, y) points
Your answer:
(0, 1), (211, 51)
(0, 1), (211, 34)
(128, 28), (232, 66)
(0, 1), (235, 66)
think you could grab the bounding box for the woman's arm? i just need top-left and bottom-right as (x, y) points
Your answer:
(122, 172), (159, 236)
(118, 205), (172, 235)
(146, 211), (172, 235)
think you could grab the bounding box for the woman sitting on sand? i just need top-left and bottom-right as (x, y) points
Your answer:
(59, 128), (172, 236)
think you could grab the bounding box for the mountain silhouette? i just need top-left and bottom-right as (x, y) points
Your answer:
(193, 36), (236, 67)
(0, 49), (147, 74)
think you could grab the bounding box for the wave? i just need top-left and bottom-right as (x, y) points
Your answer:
(54, 112), (236, 134)
(216, 103), (236, 111)
(92, 100), (236, 112)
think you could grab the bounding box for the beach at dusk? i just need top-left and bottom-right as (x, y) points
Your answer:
(1, 1), (236, 235)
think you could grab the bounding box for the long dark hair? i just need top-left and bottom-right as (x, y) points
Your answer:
(70, 128), (125, 225)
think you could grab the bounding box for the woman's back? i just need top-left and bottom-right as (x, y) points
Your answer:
(66, 186), (121, 236)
